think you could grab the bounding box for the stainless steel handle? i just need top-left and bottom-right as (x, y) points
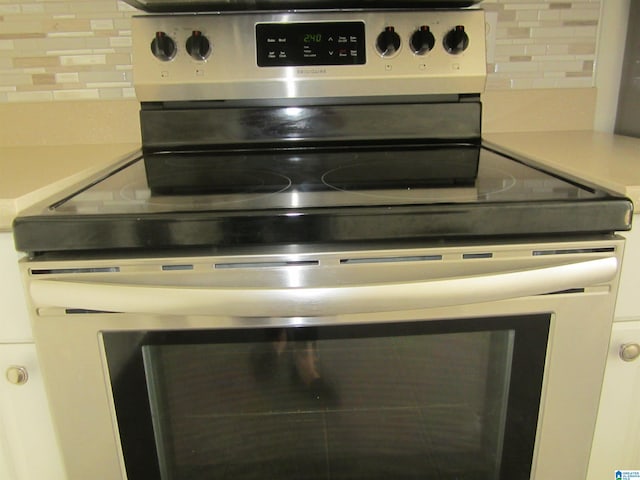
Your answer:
(6, 366), (29, 385)
(30, 257), (617, 317)
(619, 343), (640, 362)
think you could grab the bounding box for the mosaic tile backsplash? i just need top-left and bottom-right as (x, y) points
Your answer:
(0, 0), (601, 102)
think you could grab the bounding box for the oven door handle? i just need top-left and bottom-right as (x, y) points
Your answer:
(29, 256), (618, 317)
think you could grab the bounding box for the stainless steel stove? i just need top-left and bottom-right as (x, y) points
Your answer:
(12, 8), (630, 252)
(13, 3), (633, 480)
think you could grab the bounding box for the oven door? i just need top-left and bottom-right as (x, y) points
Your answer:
(24, 238), (623, 480)
(106, 316), (547, 480)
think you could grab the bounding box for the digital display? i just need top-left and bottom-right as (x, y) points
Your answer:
(256, 22), (366, 67)
(304, 33), (322, 43)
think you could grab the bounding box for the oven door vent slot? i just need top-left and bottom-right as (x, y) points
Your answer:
(532, 247), (615, 256)
(161, 264), (194, 271)
(214, 260), (319, 269)
(540, 288), (586, 296)
(31, 267), (120, 275)
(340, 255), (443, 265)
(462, 252), (493, 259)
(64, 309), (118, 315)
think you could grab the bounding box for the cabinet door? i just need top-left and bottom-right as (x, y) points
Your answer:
(616, 223), (640, 320)
(0, 233), (32, 342)
(0, 343), (66, 480)
(587, 321), (640, 480)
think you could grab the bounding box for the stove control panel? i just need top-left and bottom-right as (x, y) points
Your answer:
(133, 10), (486, 102)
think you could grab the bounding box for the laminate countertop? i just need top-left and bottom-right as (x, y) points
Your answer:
(1, 131), (639, 232)
(0, 143), (140, 231)
(483, 131), (640, 207)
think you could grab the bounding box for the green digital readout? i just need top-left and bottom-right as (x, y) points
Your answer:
(304, 33), (322, 43)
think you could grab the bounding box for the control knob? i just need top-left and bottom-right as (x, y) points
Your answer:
(151, 31), (176, 61)
(410, 26), (435, 55)
(376, 26), (401, 57)
(186, 30), (211, 61)
(443, 25), (469, 54)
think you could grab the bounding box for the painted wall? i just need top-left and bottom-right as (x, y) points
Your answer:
(0, 0), (603, 102)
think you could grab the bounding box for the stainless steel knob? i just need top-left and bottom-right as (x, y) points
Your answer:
(619, 343), (640, 362)
(6, 365), (29, 385)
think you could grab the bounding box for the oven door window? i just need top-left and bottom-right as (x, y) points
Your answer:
(103, 315), (549, 480)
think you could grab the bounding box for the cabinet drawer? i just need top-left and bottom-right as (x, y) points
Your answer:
(587, 321), (640, 479)
(616, 221), (640, 320)
(0, 343), (66, 480)
(0, 233), (32, 342)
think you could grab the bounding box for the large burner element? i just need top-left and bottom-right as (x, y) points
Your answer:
(12, 146), (633, 254)
(132, 10), (487, 102)
(143, 145), (480, 195)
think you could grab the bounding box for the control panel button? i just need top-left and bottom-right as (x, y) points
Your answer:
(151, 31), (177, 61)
(410, 26), (435, 55)
(376, 26), (401, 57)
(443, 25), (469, 55)
(186, 30), (212, 61)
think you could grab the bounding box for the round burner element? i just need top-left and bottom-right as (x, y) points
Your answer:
(322, 156), (477, 192)
(147, 162), (291, 195)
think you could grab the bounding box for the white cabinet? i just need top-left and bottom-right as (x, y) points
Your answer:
(616, 226), (640, 320)
(587, 321), (640, 479)
(0, 343), (66, 480)
(0, 234), (31, 343)
(588, 221), (640, 479)
(0, 232), (66, 480)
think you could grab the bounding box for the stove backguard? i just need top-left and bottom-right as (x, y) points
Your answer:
(133, 8), (487, 193)
(141, 97), (480, 148)
(140, 97), (481, 192)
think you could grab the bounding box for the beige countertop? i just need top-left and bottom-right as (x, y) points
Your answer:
(0, 143), (140, 231)
(1, 130), (639, 232)
(483, 131), (640, 207)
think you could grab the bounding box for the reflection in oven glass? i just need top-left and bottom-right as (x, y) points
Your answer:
(142, 328), (513, 480)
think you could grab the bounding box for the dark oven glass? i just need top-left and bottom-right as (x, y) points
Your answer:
(103, 314), (549, 480)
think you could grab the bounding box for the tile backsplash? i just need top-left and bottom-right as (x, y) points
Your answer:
(0, 0), (137, 102)
(0, 0), (601, 102)
(483, 0), (600, 89)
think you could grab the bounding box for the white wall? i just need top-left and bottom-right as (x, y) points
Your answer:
(593, 0), (631, 132)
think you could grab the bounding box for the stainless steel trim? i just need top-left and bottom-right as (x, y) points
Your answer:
(29, 257), (617, 317)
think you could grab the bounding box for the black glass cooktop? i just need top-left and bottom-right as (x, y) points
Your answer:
(12, 145), (632, 254)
